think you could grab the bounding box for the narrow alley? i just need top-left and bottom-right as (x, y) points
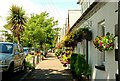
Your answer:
(22, 53), (73, 81)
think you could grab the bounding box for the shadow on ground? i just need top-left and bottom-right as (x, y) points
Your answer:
(22, 69), (73, 81)
(45, 55), (56, 58)
(1, 70), (29, 81)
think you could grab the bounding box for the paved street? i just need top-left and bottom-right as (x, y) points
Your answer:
(22, 53), (73, 81)
(2, 69), (31, 81)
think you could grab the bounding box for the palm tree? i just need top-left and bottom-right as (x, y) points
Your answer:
(5, 5), (27, 43)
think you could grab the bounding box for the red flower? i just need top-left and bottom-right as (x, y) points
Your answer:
(110, 43), (113, 46)
(99, 42), (102, 46)
(96, 40), (98, 43)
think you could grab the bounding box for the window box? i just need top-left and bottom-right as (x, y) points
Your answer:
(115, 49), (118, 61)
(95, 65), (105, 71)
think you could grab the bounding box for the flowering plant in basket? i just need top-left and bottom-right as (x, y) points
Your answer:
(93, 32), (115, 52)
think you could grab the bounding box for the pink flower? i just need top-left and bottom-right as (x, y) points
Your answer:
(106, 44), (109, 48)
(99, 42), (102, 46)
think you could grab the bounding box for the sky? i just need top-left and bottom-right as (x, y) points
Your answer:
(0, 0), (80, 30)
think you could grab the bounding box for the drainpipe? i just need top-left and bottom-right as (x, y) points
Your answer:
(118, 1), (120, 81)
(86, 40), (88, 64)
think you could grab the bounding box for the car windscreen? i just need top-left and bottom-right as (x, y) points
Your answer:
(0, 43), (13, 54)
(24, 48), (28, 52)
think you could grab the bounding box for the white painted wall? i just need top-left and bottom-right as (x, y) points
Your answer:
(80, 0), (95, 13)
(68, 10), (81, 28)
(76, 2), (118, 80)
(77, 42), (81, 53)
(60, 24), (66, 42)
(89, 2), (118, 79)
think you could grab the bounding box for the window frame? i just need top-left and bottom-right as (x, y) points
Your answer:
(97, 20), (105, 65)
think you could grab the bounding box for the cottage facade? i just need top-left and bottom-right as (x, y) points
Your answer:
(70, 1), (118, 80)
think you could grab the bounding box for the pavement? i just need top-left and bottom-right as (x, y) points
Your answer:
(22, 53), (73, 81)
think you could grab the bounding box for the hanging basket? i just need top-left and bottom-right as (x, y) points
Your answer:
(81, 27), (92, 41)
(74, 27), (92, 42)
(93, 32), (115, 52)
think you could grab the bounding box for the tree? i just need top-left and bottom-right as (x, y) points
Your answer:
(4, 5), (27, 43)
(23, 12), (58, 50)
(52, 27), (61, 48)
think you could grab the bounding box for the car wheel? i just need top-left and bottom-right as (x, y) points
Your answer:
(21, 62), (27, 71)
(8, 63), (14, 75)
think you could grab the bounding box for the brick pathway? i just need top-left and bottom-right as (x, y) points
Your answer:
(22, 53), (73, 81)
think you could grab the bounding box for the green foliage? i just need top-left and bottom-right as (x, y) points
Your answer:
(22, 12), (58, 49)
(74, 29), (83, 42)
(25, 61), (34, 69)
(52, 28), (61, 48)
(74, 54), (91, 77)
(93, 32), (115, 52)
(81, 27), (92, 41)
(26, 54), (33, 60)
(74, 27), (92, 42)
(62, 34), (76, 47)
(25, 54), (34, 69)
(55, 49), (61, 57)
(3, 5), (60, 50)
(5, 34), (13, 42)
(4, 4), (27, 43)
(70, 53), (78, 71)
(62, 54), (68, 62)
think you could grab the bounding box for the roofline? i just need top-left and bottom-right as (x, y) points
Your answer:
(68, 10), (81, 11)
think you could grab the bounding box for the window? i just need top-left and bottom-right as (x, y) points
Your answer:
(0, 43), (13, 54)
(77, 42), (81, 53)
(98, 21), (105, 65)
(18, 44), (23, 53)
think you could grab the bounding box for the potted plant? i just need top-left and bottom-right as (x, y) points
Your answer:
(62, 33), (77, 49)
(55, 49), (61, 58)
(74, 29), (83, 42)
(74, 54), (91, 80)
(81, 27), (92, 41)
(70, 53), (78, 79)
(74, 27), (92, 42)
(93, 32), (115, 52)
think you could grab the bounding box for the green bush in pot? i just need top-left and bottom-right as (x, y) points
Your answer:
(74, 54), (91, 78)
(70, 53), (78, 79)
(70, 53), (78, 71)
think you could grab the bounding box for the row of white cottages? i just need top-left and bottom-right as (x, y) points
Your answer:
(60, 1), (119, 80)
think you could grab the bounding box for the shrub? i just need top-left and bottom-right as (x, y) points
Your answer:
(70, 53), (78, 71)
(74, 54), (91, 77)
(26, 54), (33, 60)
(25, 61), (34, 69)
(55, 49), (61, 57)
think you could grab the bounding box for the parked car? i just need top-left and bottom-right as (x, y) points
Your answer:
(30, 47), (35, 55)
(23, 47), (29, 56)
(0, 42), (26, 73)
